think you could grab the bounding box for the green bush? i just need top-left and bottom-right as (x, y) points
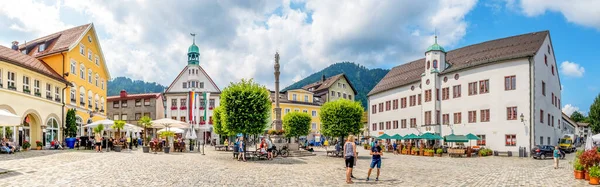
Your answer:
(573, 158), (584, 171)
(590, 166), (600, 177)
(436, 149), (443, 154)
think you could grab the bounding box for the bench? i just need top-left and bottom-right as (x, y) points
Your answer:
(250, 151), (268, 160)
(448, 148), (466, 157)
(215, 145), (228, 151)
(494, 151), (512, 157)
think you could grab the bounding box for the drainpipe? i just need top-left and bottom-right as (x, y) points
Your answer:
(61, 52), (67, 141)
(528, 56), (534, 156)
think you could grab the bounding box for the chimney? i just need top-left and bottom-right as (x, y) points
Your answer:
(11, 41), (18, 51)
(120, 90), (128, 98)
(321, 74), (326, 82)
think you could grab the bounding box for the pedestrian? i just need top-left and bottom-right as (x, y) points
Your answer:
(392, 141), (397, 155)
(344, 135), (357, 184)
(237, 137), (246, 162)
(266, 136), (273, 160)
(94, 133), (102, 152)
(367, 140), (383, 181)
(553, 146), (560, 169)
(224, 139), (229, 151)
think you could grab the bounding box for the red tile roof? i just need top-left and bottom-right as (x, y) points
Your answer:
(19, 24), (91, 58)
(0, 45), (67, 83)
(368, 31), (549, 96)
(302, 73), (357, 95)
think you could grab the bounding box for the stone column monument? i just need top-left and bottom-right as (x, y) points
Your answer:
(273, 52), (282, 130)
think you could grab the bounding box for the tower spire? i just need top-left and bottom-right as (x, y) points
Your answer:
(191, 33), (196, 44)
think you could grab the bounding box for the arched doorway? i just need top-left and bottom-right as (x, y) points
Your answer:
(76, 116), (83, 137)
(20, 113), (41, 148)
(46, 118), (59, 146)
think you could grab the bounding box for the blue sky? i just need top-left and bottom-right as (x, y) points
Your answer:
(0, 0), (597, 115)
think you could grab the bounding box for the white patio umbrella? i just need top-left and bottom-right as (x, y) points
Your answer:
(0, 109), (20, 126)
(586, 136), (594, 150)
(591, 133), (600, 142)
(151, 118), (188, 129)
(83, 119), (114, 128)
(157, 128), (185, 134)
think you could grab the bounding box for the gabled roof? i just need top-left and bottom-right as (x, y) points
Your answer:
(561, 112), (576, 128)
(18, 23), (111, 79)
(165, 65), (221, 93)
(269, 90), (322, 106)
(107, 92), (162, 102)
(369, 31), (549, 96)
(0, 45), (68, 84)
(302, 73), (358, 95)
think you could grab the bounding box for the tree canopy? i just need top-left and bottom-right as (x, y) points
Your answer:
(319, 99), (364, 138)
(221, 79), (272, 135)
(213, 106), (233, 136)
(66, 109), (77, 138)
(283, 112), (312, 138)
(571, 111), (586, 123)
(589, 94), (600, 133)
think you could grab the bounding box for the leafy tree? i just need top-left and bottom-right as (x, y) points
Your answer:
(137, 116), (152, 146)
(283, 112), (312, 141)
(93, 124), (104, 134)
(112, 120), (126, 144)
(319, 99), (364, 140)
(213, 106), (232, 136)
(221, 79), (272, 151)
(571, 111), (586, 123)
(66, 109), (77, 138)
(589, 94), (600, 133)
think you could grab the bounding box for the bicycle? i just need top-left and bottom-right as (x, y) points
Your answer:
(272, 145), (289, 158)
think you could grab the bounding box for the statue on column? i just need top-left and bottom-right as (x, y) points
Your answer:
(273, 52), (282, 130)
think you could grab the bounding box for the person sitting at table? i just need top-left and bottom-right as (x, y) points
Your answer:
(1, 140), (13, 154)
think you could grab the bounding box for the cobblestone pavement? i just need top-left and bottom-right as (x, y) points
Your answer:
(0, 147), (587, 187)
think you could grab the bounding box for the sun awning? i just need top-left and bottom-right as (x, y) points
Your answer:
(444, 134), (469, 142)
(466, 133), (481, 140)
(390, 134), (403, 140)
(378, 134), (391, 139)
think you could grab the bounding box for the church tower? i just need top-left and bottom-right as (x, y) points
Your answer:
(420, 35), (446, 134)
(188, 34), (200, 65)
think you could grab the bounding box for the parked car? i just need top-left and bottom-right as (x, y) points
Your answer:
(532, 145), (564, 159)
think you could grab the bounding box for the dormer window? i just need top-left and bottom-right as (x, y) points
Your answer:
(292, 94), (297, 101)
(433, 60), (438, 68)
(38, 44), (45, 52)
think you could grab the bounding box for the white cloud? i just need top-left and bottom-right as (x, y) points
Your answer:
(514, 0), (600, 30)
(562, 104), (580, 116)
(560, 61), (585, 78)
(0, 0), (478, 90)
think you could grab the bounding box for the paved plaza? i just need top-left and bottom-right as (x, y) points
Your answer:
(0, 147), (587, 186)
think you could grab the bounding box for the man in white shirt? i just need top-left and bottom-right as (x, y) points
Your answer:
(266, 137), (274, 160)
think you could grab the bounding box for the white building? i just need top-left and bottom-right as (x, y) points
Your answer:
(164, 37), (221, 144)
(368, 31), (562, 152)
(576, 123), (591, 140)
(561, 112), (576, 135)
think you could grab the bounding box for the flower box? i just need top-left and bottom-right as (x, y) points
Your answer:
(55, 98), (61, 102)
(180, 106), (187, 110)
(34, 92), (41, 97)
(209, 107), (213, 110)
(8, 85), (16, 90)
(199, 107), (205, 110)
(171, 106), (178, 110)
(200, 121), (206, 125)
(23, 89), (31, 94)
(71, 98), (76, 102)
(100, 109), (105, 113)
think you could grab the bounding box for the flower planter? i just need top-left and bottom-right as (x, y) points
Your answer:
(114, 145), (122, 152)
(143, 146), (150, 153)
(591, 176), (600, 185)
(437, 153), (442, 157)
(586, 171), (591, 181)
(36, 147), (42, 150)
(164, 146), (170, 154)
(575, 170), (584, 179)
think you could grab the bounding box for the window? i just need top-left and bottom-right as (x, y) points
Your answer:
(410, 118), (416, 128)
(425, 89), (432, 102)
(113, 114), (119, 120)
(7, 71), (14, 88)
(135, 113), (141, 120)
(551, 93), (554, 105)
(292, 94), (297, 101)
(348, 95), (352, 100)
(372, 123), (377, 131)
(480, 109), (490, 122)
(453, 85), (461, 98)
(433, 60), (438, 68)
(88, 69), (92, 83)
(209, 99), (215, 108)
(38, 43), (46, 52)
(285, 108), (290, 114)
(479, 80), (489, 94)
(55, 86), (60, 101)
(418, 94), (422, 105)
(95, 56), (100, 65)
(468, 82), (477, 95)
(337, 92), (341, 97)
(453, 112), (462, 124)
(80, 64), (85, 79)
(95, 74), (99, 86)
(304, 95), (308, 102)
(542, 81), (546, 96)
(507, 107), (517, 120)
(385, 101), (391, 111)
(45, 83), (51, 98)
(23, 76), (30, 92)
(101, 80), (104, 90)
(33, 79), (40, 95)
(552, 65), (555, 76)
(505, 76), (516, 90)
(88, 49), (92, 60)
(442, 87), (449, 100)
(80, 91), (85, 106)
(80, 44), (85, 55)
(540, 110), (544, 124)
(544, 55), (548, 65)
(70, 60), (77, 75)
(379, 103), (383, 112)
(181, 99), (187, 108)
(425, 111), (431, 125)
(121, 114), (128, 121)
(393, 120), (398, 129)
(409, 95), (416, 106)
(392, 99), (398, 110)
(372, 105), (376, 114)
(331, 91), (335, 96)
(312, 123), (317, 130)
(505, 134), (516, 146)
(135, 99), (142, 107)
(343, 84), (346, 89)
(70, 86), (76, 103)
(171, 99), (177, 107)
(401, 119), (407, 129)
(144, 99), (150, 106)
(312, 111), (317, 117)
(552, 115), (555, 127)
(477, 135), (486, 146)
(183, 82), (187, 88)
(548, 114), (551, 126)
(548, 137), (551, 145)
(427, 61), (430, 69)
(379, 122), (384, 130)
(442, 114), (449, 125)
(121, 100), (128, 108)
(468, 111), (476, 123)
(436, 110), (440, 124)
(401, 97), (407, 108)
(337, 83), (341, 88)
(386, 121), (391, 130)
(436, 88), (440, 101)
(302, 109), (308, 113)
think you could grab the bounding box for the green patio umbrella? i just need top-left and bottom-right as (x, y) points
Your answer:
(466, 133), (480, 147)
(391, 134), (403, 140)
(404, 133), (419, 139)
(420, 133), (437, 140)
(444, 134), (469, 142)
(378, 134), (391, 139)
(431, 134), (443, 140)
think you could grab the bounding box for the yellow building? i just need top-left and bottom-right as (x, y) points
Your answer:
(270, 89), (322, 140)
(18, 23), (111, 137)
(0, 44), (69, 148)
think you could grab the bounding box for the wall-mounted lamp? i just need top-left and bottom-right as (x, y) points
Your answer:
(520, 113), (525, 122)
(63, 72), (69, 77)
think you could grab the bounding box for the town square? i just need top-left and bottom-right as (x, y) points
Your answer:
(1, 0), (600, 186)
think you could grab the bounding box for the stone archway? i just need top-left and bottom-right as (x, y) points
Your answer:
(21, 109), (42, 148)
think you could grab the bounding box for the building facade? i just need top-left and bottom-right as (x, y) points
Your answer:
(0, 44), (69, 148)
(270, 89), (322, 140)
(164, 37), (220, 143)
(576, 123), (591, 139)
(107, 90), (164, 125)
(18, 23), (111, 137)
(561, 112), (576, 135)
(368, 31), (562, 152)
(303, 73), (357, 102)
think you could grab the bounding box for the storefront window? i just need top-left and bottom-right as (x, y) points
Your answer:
(46, 118), (59, 145)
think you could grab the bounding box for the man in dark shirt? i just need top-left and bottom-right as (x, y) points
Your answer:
(367, 140), (383, 181)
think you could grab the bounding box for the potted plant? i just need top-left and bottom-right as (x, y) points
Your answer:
(65, 109), (78, 149)
(580, 149), (600, 181)
(138, 116), (153, 153)
(111, 120), (126, 152)
(402, 147), (407, 155)
(590, 165), (600, 185)
(35, 140), (43, 150)
(411, 147), (417, 155)
(160, 131), (175, 153)
(574, 159), (585, 179)
(436, 148), (443, 157)
(93, 124), (104, 150)
(22, 140), (31, 151)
